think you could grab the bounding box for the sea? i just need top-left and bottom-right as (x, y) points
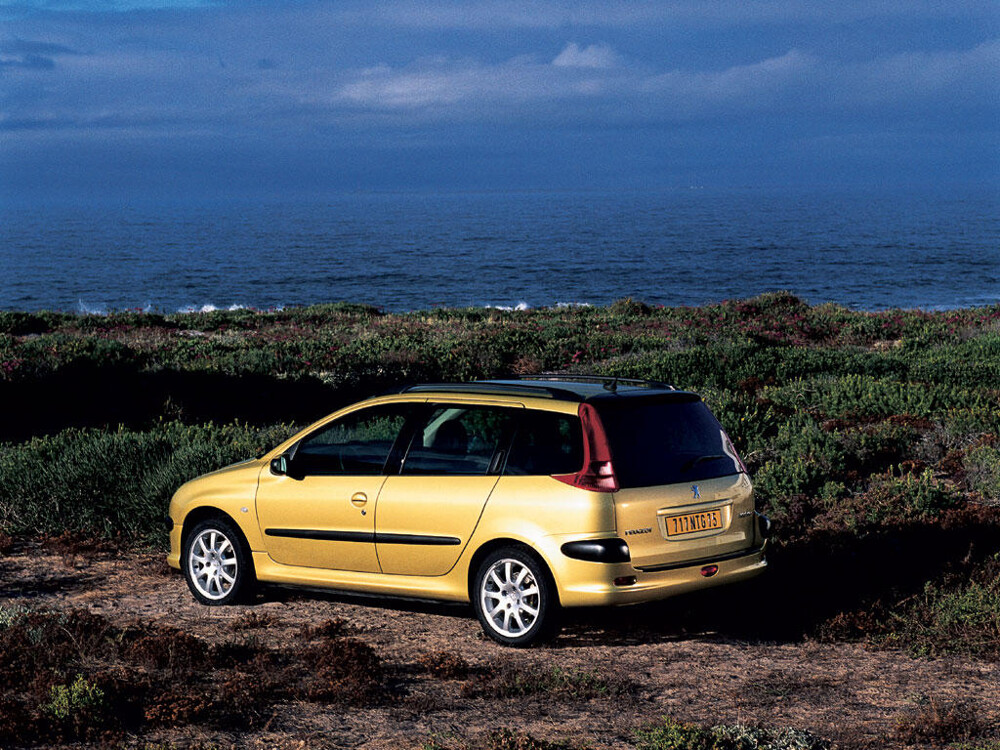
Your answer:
(1, 186), (997, 314)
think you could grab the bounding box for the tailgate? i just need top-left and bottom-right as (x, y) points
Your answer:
(614, 473), (755, 570)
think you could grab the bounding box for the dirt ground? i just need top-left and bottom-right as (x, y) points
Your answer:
(1, 546), (998, 750)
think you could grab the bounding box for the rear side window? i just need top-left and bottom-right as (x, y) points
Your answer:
(504, 411), (583, 476)
(401, 405), (517, 475)
(596, 399), (742, 489)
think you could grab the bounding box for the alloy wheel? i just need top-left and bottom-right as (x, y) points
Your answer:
(479, 557), (542, 638)
(187, 528), (239, 601)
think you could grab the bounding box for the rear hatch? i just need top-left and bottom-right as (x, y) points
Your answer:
(594, 394), (757, 571)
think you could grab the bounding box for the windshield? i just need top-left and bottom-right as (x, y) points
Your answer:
(595, 398), (742, 489)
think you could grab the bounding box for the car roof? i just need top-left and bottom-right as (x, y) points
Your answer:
(396, 376), (699, 403)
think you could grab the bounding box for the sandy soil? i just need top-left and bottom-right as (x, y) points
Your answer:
(1, 547), (998, 749)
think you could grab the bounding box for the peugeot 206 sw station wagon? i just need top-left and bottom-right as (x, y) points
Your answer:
(168, 376), (771, 646)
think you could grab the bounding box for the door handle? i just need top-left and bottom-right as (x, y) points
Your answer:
(350, 492), (368, 507)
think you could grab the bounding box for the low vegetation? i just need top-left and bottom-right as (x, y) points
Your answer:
(0, 606), (384, 746)
(634, 718), (831, 750)
(0, 605), (853, 749)
(1, 293), (998, 667)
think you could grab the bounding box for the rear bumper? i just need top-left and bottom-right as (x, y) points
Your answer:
(554, 543), (767, 607)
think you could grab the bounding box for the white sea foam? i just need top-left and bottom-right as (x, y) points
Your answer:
(75, 300), (155, 315)
(485, 301), (532, 311)
(484, 301), (594, 311)
(77, 300), (108, 316)
(177, 304), (249, 314)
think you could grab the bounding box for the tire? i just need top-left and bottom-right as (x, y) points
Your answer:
(182, 517), (255, 605)
(473, 546), (559, 647)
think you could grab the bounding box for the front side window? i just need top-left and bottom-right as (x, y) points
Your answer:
(293, 405), (410, 476)
(504, 410), (583, 476)
(401, 405), (517, 475)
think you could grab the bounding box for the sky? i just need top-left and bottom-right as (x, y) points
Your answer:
(1, 0), (998, 202)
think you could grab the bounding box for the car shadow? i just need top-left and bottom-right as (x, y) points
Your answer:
(257, 583), (475, 621)
(557, 516), (1000, 648)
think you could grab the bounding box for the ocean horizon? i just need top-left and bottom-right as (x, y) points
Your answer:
(2, 185), (997, 315)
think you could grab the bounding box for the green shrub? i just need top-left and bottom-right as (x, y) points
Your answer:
(0, 421), (296, 540)
(634, 718), (831, 750)
(834, 469), (963, 529)
(43, 674), (111, 739)
(924, 579), (1000, 631)
(752, 414), (845, 508)
(965, 445), (1000, 502)
(45, 674), (107, 722)
(634, 718), (711, 750)
(763, 374), (989, 420)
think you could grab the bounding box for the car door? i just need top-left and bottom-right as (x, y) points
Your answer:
(255, 403), (412, 572)
(374, 403), (520, 576)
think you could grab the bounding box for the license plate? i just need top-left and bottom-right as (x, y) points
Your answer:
(664, 509), (723, 537)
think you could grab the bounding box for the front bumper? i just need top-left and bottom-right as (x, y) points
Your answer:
(166, 523), (182, 569)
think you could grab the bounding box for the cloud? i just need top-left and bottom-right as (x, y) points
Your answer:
(328, 48), (797, 118)
(845, 38), (1000, 105)
(338, 64), (477, 108)
(552, 43), (619, 69)
(332, 51), (634, 113)
(640, 49), (818, 116)
(0, 0), (995, 143)
(330, 39), (999, 124)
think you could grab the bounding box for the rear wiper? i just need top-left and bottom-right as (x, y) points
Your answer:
(681, 454), (726, 472)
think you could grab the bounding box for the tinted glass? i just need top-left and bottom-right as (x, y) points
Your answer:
(401, 406), (517, 475)
(295, 406), (409, 475)
(596, 399), (741, 489)
(505, 411), (583, 476)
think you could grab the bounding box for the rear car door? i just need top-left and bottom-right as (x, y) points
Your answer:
(375, 403), (520, 576)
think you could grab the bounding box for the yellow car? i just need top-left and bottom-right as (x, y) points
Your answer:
(168, 376), (770, 646)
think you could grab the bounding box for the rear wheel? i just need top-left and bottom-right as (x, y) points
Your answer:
(473, 547), (558, 646)
(182, 518), (254, 605)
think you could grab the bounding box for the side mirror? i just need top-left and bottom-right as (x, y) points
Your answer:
(270, 454), (290, 476)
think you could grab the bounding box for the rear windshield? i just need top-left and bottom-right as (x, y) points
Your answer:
(596, 398), (742, 489)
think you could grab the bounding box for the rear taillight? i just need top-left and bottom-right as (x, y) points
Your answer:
(722, 430), (746, 473)
(553, 402), (620, 492)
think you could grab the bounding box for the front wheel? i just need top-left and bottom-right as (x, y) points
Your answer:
(473, 547), (558, 646)
(182, 518), (255, 605)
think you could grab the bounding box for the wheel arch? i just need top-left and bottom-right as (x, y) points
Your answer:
(181, 507), (253, 561)
(466, 537), (560, 607)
